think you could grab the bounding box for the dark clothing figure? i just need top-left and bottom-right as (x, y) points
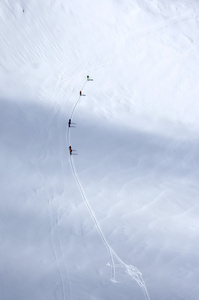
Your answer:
(68, 119), (71, 127)
(80, 91), (82, 96)
(69, 146), (72, 155)
(87, 75), (89, 81)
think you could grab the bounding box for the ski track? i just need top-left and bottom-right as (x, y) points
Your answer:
(67, 79), (151, 300)
(38, 76), (73, 300)
(48, 199), (68, 300)
(132, 14), (198, 40)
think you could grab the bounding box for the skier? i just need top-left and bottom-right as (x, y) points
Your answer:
(69, 146), (72, 155)
(87, 75), (89, 81)
(80, 91), (82, 96)
(68, 119), (71, 127)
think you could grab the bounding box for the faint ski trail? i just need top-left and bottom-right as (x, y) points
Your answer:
(38, 76), (73, 300)
(48, 199), (68, 300)
(67, 80), (151, 300)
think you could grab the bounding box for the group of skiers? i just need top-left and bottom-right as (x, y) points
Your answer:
(68, 75), (91, 156)
(68, 119), (72, 155)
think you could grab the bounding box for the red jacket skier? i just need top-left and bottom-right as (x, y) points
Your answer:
(69, 146), (72, 155)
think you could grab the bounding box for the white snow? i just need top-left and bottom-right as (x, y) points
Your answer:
(1, 0), (199, 299)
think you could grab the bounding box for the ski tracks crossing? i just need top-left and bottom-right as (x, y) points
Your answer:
(67, 78), (151, 300)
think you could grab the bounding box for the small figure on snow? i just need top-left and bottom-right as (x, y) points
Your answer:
(87, 75), (89, 81)
(69, 146), (72, 155)
(80, 91), (82, 96)
(68, 119), (71, 127)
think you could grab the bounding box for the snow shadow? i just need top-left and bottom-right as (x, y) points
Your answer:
(1, 98), (199, 300)
(72, 114), (199, 182)
(0, 97), (72, 300)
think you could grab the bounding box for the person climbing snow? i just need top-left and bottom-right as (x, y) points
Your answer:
(80, 91), (82, 96)
(68, 119), (71, 127)
(69, 146), (72, 155)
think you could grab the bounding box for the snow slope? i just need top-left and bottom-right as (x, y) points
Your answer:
(1, 0), (199, 299)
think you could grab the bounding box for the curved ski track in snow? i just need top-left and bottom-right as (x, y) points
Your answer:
(66, 80), (151, 300)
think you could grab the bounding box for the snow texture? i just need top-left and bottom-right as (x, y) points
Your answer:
(0, 0), (199, 299)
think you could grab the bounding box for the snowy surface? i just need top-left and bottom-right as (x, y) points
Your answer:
(1, 0), (199, 299)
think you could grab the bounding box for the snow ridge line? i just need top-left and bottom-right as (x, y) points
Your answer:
(67, 79), (150, 300)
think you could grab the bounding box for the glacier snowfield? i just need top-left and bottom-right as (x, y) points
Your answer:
(0, 1), (199, 299)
